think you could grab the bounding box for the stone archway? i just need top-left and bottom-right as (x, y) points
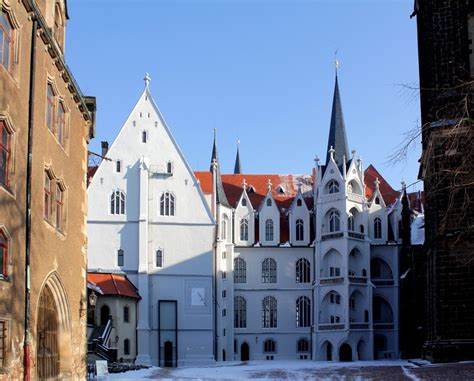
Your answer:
(339, 343), (352, 361)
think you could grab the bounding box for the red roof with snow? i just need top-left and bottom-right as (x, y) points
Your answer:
(87, 272), (140, 299)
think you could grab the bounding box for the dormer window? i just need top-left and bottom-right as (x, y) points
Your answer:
(296, 199), (302, 207)
(327, 180), (339, 194)
(241, 198), (247, 207)
(375, 197), (380, 205)
(266, 198), (272, 207)
(247, 186), (255, 194)
(277, 185), (285, 194)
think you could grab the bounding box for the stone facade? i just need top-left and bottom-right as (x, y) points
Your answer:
(413, 0), (474, 362)
(0, 0), (94, 379)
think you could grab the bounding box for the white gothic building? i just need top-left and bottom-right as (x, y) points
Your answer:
(87, 73), (403, 366)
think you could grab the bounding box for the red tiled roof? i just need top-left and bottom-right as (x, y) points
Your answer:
(87, 166), (98, 187)
(364, 165), (400, 205)
(87, 272), (140, 299)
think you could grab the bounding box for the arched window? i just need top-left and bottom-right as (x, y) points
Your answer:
(348, 215), (354, 232)
(156, 249), (163, 267)
(117, 249), (124, 267)
(296, 296), (311, 327)
(234, 296), (247, 328)
(263, 339), (276, 353)
(110, 190), (125, 215)
(375, 197), (380, 205)
(124, 338), (130, 355)
(221, 215), (228, 240)
(160, 192), (175, 216)
(265, 219), (274, 241)
(241, 198), (247, 206)
(266, 198), (272, 207)
(0, 229), (8, 277)
(123, 306), (129, 323)
(0, 9), (13, 71)
(329, 210), (340, 232)
(234, 257), (246, 283)
(262, 296), (277, 328)
(374, 217), (382, 239)
(262, 258), (277, 283)
(296, 258), (310, 283)
(0, 121), (12, 187)
(327, 180), (339, 194)
(296, 219), (304, 241)
(296, 199), (302, 207)
(240, 219), (249, 241)
(297, 338), (309, 352)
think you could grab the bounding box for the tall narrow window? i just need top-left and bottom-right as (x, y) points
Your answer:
(124, 339), (130, 355)
(0, 121), (11, 187)
(296, 296), (311, 327)
(0, 229), (8, 277)
(262, 258), (277, 283)
(160, 192), (175, 216)
(240, 219), (249, 241)
(54, 3), (64, 49)
(234, 257), (247, 283)
(55, 184), (64, 231)
(374, 217), (382, 239)
(142, 131), (147, 143)
(117, 249), (124, 267)
(156, 249), (163, 267)
(241, 198), (247, 206)
(123, 306), (130, 323)
(116, 160), (121, 173)
(296, 219), (304, 241)
(0, 319), (6, 367)
(265, 219), (274, 241)
(56, 100), (66, 146)
(44, 171), (53, 221)
(329, 210), (340, 232)
(166, 161), (172, 174)
(46, 84), (55, 132)
(0, 10), (13, 71)
(110, 190), (126, 215)
(348, 215), (355, 232)
(296, 258), (310, 283)
(234, 296), (247, 328)
(262, 296), (277, 328)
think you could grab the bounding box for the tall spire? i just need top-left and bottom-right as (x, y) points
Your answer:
(325, 70), (350, 166)
(234, 139), (242, 174)
(209, 130), (230, 207)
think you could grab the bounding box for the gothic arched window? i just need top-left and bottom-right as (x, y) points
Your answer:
(262, 296), (277, 328)
(265, 219), (274, 241)
(329, 210), (340, 232)
(110, 190), (126, 215)
(327, 180), (340, 194)
(156, 249), (163, 267)
(266, 198), (272, 207)
(240, 219), (249, 241)
(241, 198), (247, 206)
(234, 296), (247, 328)
(262, 258), (277, 283)
(374, 217), (382, 239)
(296, 258), (310, 283)
(296, 219), (304, 241)
(296, 296), (311, 327)
(348, 215), (355, 232)
(160, 192), (175, 216)
(234, 257), (246, 283)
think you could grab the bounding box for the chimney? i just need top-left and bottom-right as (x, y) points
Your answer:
(101, 141), (109, 158)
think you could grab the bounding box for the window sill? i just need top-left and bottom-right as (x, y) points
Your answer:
(0, 183), (15, 198)
(0, 274), (10, 282)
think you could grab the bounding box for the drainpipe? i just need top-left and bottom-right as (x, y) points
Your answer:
(211, 160), (218, 361)
(24, 16), (38, 381)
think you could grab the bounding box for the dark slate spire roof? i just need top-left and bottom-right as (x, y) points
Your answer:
(234, 140), (242, 174)
(325, 73), (350, 166)
(209, 130), (231, 207)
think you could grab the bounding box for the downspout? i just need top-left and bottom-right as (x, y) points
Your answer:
(24, 16), (38, 381)
(211, 160), (218, 361)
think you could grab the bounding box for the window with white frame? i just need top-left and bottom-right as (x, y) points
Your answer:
(234, 296), (247, 328)
(262, 296), (277, 328)
(265, 219), (274, 241)
(262, 258), (277, 283)
(296, 296), (311, 327)
(234, 257), (246, 283)
(240, 218), (249, 241)
(326, 180), (339, 194)
(160, 192), (175, 216)
(110, 190), (126, 215)
(296, 258), (310, 283)
(329, 210), (340, 232)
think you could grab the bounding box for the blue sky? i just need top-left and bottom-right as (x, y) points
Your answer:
(68, 0), (421, 192)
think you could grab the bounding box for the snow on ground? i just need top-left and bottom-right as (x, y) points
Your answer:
(106, 360), (414, 380)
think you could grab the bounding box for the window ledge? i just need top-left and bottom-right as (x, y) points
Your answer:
(0, 184), (15, 198)
(0, 274), (10, 282)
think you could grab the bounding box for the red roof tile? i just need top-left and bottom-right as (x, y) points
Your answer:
(87, 272), (140, 299)
(364, 165), (400, 205)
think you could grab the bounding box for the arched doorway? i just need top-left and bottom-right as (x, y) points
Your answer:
(339, 343), (352, 361)
(37, 285), (60, 380)
(321, 341), (333, 361)
(164, 341), (173, 367)
(357, 340), (366, 360)
(100, 305), (110, 326)
(374, 334), (387, 359)
(240, 342), (249, 361)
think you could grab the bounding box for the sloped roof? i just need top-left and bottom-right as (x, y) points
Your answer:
(364, 165), (400, 205)
(87, 272), (140, 299)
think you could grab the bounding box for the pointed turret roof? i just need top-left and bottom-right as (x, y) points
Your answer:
(234, 139), (242, 174)
(325, 73), (350, 166)
(209, 131), (231, 207)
